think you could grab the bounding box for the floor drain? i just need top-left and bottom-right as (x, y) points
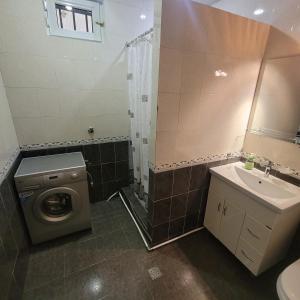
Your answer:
(148, 267), (162, 280)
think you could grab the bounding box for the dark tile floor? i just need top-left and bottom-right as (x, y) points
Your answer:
(20, 197), (295, 300)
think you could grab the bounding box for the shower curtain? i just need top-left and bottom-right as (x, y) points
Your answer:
(127, 33), (152, 201)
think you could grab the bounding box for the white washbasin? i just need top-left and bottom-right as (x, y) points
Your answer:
(234, 166), (294, 199)
(210, 162), (300, 212)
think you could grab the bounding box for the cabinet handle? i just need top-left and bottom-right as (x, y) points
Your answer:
(241, 250), (254, 263)
(247, 228), (260, 240)
(223, 206), (227, 216)
(217, 202), (221, 212)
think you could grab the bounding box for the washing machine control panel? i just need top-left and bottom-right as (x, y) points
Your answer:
(43, 171), (85, 186)
(15, 169), (87, 191)
(44, 173), (64, 185)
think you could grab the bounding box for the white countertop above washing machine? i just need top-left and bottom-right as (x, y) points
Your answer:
(15, 152), (86, 178)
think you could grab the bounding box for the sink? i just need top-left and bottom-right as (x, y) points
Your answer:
(234, 166), (294, 199)
(209, 161), (300, 212)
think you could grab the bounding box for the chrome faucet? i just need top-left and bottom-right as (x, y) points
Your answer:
(264, 166), (271, 177)
(258, 157), (273, 177)
(264, 161), (273, 177)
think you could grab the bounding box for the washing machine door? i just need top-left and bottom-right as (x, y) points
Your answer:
(33, 187), (81, 224)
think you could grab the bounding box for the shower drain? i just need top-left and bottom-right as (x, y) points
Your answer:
(148, 267), (162, 280)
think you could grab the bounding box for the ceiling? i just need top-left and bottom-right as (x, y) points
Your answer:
(193, 0), (300, 39)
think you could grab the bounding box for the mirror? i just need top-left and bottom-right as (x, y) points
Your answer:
(249, 55), (300, 144)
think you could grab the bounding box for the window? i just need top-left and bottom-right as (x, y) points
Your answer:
(44, 0), (103, 42)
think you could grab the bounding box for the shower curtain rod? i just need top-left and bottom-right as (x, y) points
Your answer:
(126, 28), (153, 47)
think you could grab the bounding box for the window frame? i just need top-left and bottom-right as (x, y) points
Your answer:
(45, 0), (103, 42)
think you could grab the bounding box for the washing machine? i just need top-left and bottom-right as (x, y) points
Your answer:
(14, 152), (91, 244)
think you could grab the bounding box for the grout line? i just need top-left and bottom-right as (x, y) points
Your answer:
(154, 188), (201, 202)
(168, 170), (176, 238)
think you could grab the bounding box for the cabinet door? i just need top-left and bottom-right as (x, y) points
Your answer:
(204, 191), (223, 238)
(219, 198), (245, 254)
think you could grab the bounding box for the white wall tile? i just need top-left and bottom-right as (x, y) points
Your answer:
(6, 88), (40, 118)
(77, 89), (128, 117)
(37, 89), (61, 117)
(13, 117), (48, 145)
(0, 71), (18, 167)
(0, 0), (44, 21)
(0, 0), (154, 145)
(0, 54), (58, 88)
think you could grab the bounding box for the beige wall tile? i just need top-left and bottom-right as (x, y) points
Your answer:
(158, 47), (182, 93)
(264, 27), (300, 59)
(180, 52), (205, 93)
(157, 111), (178, 131)
(156, 0), (269, 166)
(182, 2), (207, 53)
(157, 93), (180, 131)
(160, 0), (186, 50)
(155, 130), (176, 165)
(178, 92), (207, 130)
(243, 133), (300, 170)
(158, 92), (180, 113)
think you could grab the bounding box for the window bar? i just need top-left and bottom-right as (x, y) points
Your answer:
(72, 10), (76, 31)
(59, 8), (63, 28)
(85, 14), (89, 32)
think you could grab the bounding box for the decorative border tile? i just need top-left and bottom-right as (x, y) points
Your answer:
(151, 151), (241, 173)
(20, 136), (130, 151)
(0, 147), (20, 185)
(151, 151), (300, 180)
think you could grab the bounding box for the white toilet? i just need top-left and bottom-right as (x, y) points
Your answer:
(277, 259), (300, 300)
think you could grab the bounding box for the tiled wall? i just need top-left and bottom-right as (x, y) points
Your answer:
(147, 155), (299, 246)
(22, 140), (131, 202)
(155, 0), (270, 167)
(147, 157), (239, 246)
(0, 154), (30, 300)
(0, 70), (19, 173)
(0, 0), (153, 146)
(0, 50), (27, 300)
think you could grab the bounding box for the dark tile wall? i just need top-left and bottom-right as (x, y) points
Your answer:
(0, 153), (30, 300)
(148, 156), (300, 246)
(21, 141), (131, 202)
(148, 157), (240, 246)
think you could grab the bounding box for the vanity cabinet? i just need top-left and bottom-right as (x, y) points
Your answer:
(205, 188), (245, 253)
(204, 175), (300, 276)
